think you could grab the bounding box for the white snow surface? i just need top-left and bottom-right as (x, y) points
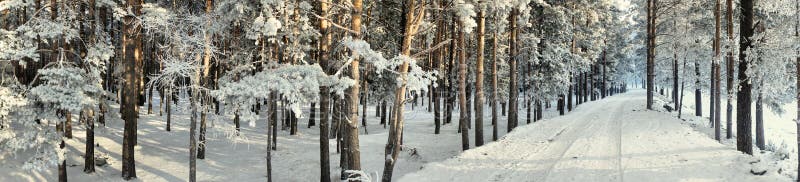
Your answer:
(399, 89), (790, 182)
(0, 90), (560, 181)
(1, 89), (792, 181)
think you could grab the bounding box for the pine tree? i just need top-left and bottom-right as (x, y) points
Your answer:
(382, 0), (424, 180)
(646, 0), (656, 110)
(507, 7), (519, 131)
(121, 0), (142, 179)
(725, 0), (734, 139)
(737, 0), (754, 155)
(474, 0), (485, 147)
(713, 0), (721, 141)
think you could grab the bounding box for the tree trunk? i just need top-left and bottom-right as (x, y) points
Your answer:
(266, 101), (273, 182)
(434, 1), (445, 134)
(166, 88), (171, 131)
(725, 0), (735, 139)
(737, 0), (754, 155)
(65, 112), (72, 139)
(59, 136), (67, 182)
(673, 52), (679, 109)
(317, 0), (332, 180)
(309, 102), (316, 128)
(189, 84), (198, 182)
(713, 0), (722, 141)
(234, 110), (240, 134)
(602, 51), (607, 98)
(646, 0), (656, 110)
(343, 0), (363, 176)
(457, 19), (469, 150)
(695, 59), (702, 117)
(678, 57), (688, 118)
(198, 112), (206, 159)
(568, 76), (573, 111)
(270, 94), (278, 150)
(381, 100), (387, 127)
(121, 0), (141, 179)
(507, 8), (519, 132)
(756, 91), (764, 150)
(290, 110), (298, 135)
(491, 30), (498, 142)
(84, 110), (96, 173)
(362, 85), (368, 134)
(382, 0), (423, 180)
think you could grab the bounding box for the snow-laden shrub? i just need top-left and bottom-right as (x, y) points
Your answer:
(342, 170), (371, 182)
(765, 141), (792, 161)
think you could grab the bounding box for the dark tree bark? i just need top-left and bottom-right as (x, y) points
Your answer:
(491, 31), (499, 141)
(678, 58), (687, 118)
(568, 76), (573, 111)
(646, 0), (656, 110)
(59, 137), (66, 182)
(713, 0), (722, 141)
(362, 85), (368, 134)
(342, 0), (363, 176)
(434, 0), (445, 135)
(737, 0), (754, 155)
(270, 94), (278, 150)
(381, 100), (387, 127)
(309, 103), (316, 128)
(84, 110), (95, 173)
(317, 0), (332, 180)
(457, 19), (470, 150)
(266, 101), (273, 182)
(382, 0), (423, 180)
(673, 52), (678, 109)
(507, 8), (519, 132)
(121, 0), (142, 179)
(166, 88), (172, 131)
(695, 59), (702, 117)
(65, 112), (72, 139)
(725, 0), (734, 139)
(755, 90), (764, 150)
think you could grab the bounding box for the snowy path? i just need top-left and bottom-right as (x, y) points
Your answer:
(399, 90), (788, 182)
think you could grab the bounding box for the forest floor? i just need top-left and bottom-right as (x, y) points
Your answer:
(0, 90), (562, 181)
(2, 89), (795, 181)
(400, 90), (791, 182)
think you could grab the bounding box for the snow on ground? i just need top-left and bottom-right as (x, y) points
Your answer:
(400, 89), (790, 182)
(0, 92), (563, 181)
(668, 88), (800, 180)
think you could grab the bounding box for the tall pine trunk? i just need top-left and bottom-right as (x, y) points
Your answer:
(197, 0), (214, 160)
(673, 52), (678, 109)
(84, 110), (95, 173)
(433, 1), (444, 134)
(382, 0), (423, 180)
(507, 8), (519, 132)
(646, 0), (656, 110)
(342, 0), (364, 177)
(736, 0), (754, 155)
(756, 90), (764, 150)
(713, 0), (722, 141)
(725, 0), (734, 139)
(317, 0), (332, 180)
(457, 19), (469, 150)
(491, 30), (498, 141)
(121, 0), (141, 179)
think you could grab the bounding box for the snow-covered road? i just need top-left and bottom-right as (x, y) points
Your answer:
(399, 90), (788, 182)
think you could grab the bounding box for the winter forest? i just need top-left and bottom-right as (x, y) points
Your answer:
(0, 0), (799, 181)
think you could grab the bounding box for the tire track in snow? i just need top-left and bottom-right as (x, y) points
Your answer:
(538, 97), (628, 182)
(486, 99), (609, 182)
